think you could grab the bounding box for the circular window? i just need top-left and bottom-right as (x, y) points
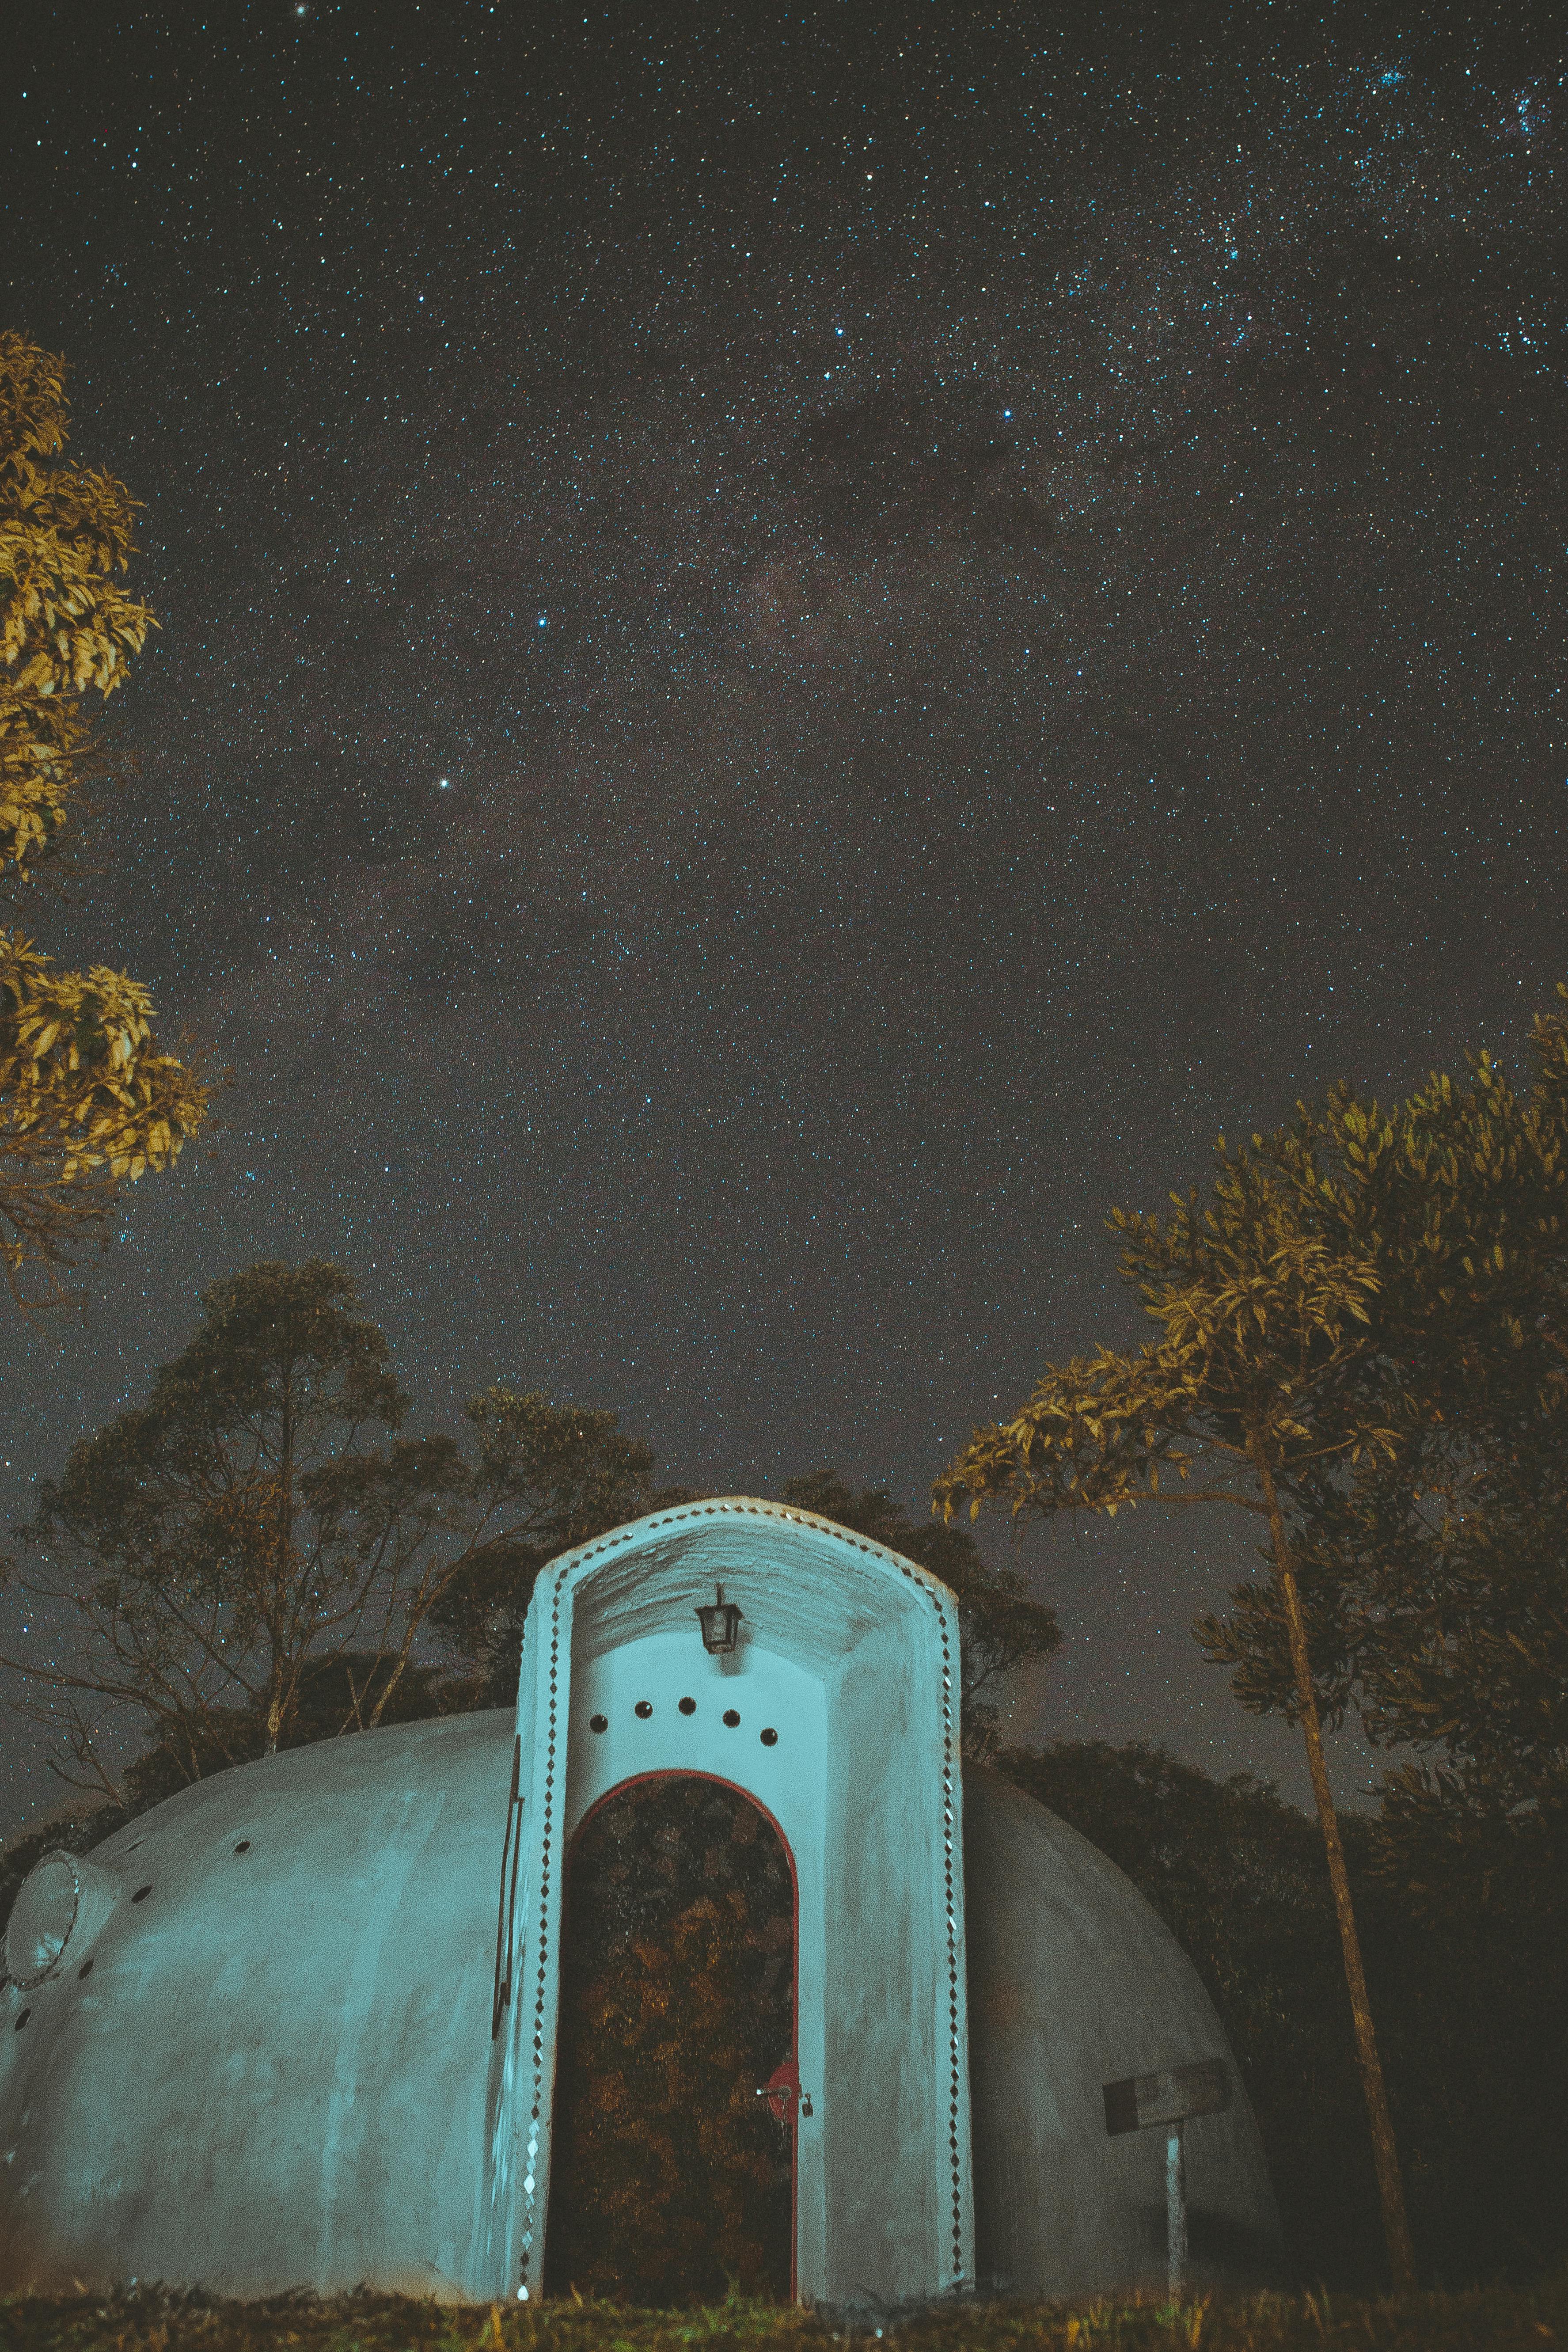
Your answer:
(760, 1728), (778, 1747)
(4, 1852), (84, 1988)
(722, 1709), (741, 1729)
(589, 1714), (608, 1734)
(634, 1701), (653, 1720)
(234, 1840), (251, 1855)
(678, 1696), (696, 1716)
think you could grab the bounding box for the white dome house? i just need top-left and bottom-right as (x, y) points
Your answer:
(0, 1501), (1281, 2304)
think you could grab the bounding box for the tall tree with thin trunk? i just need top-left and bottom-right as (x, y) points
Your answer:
(933, 1137), (1417, 2291)
(6, 1259), (662, 1796)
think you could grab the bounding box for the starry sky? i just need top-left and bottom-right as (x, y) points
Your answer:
(0, 0), (1564, 1834)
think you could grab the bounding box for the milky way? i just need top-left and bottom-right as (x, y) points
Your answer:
(0, 2), (1563, 1828)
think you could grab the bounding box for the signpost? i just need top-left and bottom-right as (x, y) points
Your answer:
(1102, 2057), (1231, 2299)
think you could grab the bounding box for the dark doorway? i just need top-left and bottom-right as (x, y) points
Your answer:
(544, 1773), (797, 2304)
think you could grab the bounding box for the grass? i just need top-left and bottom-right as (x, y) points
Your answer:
(0, 2284), (1564, 2352)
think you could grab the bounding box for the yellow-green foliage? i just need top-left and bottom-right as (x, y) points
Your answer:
(0, 332), (206, 1299)
(931, 1136), (1393, 1533)
(0, 331), (155, 877)
(0, 929), (208, 1297)
(0, 935), (206, 1183)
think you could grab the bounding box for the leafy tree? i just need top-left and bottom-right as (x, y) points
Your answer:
(1197, 1003), (1568, 1906)
(7, 1260), (662, 1797)
(0, 332), (207, 1303)
(778, 1470), (1061, 1759)
(422, 1423), (679, 1709)
(933, 1140), (1418, 2287)
(111, 1650), (456, 1812)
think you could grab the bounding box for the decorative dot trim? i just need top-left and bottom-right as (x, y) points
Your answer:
(930, 1594), (965, 2283)
(516, 1570), (566, 2297)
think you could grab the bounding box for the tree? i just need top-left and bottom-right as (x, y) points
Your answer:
(932, 1138), (1418, 2288)
(7, 1260), (663, 1796)
(1196, 999), (1568, 1909)
(778, 1470), (1061, 1759)
(423, 1395), (676, 1704)
(0, 331), (207, 1304)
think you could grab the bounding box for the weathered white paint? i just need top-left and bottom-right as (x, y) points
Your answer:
(487, 1498), (974, 2307)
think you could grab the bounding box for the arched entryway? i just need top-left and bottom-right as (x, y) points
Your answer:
(544, 1773), (798, 2304)
(494, 1501), (973, 2307)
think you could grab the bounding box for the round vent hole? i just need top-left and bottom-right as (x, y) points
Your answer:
(13, 2010), (30, 2031)
(588, 1714), (608, 1734)
(678, 1696), (696, 1716)
(234, 1840), (251, 1855)
(723, 1708), (741, 1729)
(760, 1727), (779, 1746)
(77, 1959), (94, 1980)
(634, 1700), (653, 1720)
(131, 1885), (152, 1904)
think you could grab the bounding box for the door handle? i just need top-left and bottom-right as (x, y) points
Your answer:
(756, 2059), (812, 2120)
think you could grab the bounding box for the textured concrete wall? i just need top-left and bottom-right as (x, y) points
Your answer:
(964, 1768), (1283, 2296)
(821, 1611), (969, 2299)
(0, 1711), (516, 2299)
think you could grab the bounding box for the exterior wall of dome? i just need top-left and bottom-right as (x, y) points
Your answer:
(965, 1767), (1283, 2296)
(0, 1711), (517, 2300)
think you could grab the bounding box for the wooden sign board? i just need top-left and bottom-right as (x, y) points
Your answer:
(1102, 2056), (1230, 2138)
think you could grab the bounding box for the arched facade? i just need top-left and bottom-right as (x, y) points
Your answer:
(482, 1498), (973, 2307)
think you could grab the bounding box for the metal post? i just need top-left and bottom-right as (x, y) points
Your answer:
(1166, 2117), (1187, 2301)
(1103, 2056), (1226, 2301)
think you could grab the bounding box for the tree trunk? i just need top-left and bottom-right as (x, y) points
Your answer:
(1249, 1430), (1416, 2292)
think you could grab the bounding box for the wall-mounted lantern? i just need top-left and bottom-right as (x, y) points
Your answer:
(695, 1584), (744, 1655)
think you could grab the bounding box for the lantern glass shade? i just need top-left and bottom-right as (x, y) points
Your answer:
(696, 1584), (744, 1655)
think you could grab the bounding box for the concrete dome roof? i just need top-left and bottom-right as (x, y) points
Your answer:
(0, 1712), (1279, 2300)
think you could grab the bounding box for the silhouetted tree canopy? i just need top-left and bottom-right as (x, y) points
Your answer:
(1190, 995), (1568, 1915)
(8, 1260), (661, 1794)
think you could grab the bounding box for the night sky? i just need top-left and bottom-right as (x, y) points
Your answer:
(1, 0), (1564, 1835)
